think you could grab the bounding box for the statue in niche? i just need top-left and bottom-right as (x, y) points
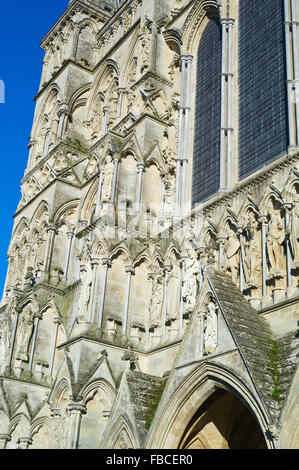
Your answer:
(36, 115), (48, 157)
(182, 248), (200, 314)
(79, 263), (93, 315)
(149, 274), (163, 326)
(167, 261), (180, 320)
(90, 94), (103, 140)
(140, 24), (151, 74)
(223, 227), (240, 285)
(109, 81), (119, 123)
(15, 305), (34, 362)
(164, 173), (175, 220)
(243, 212), (261, 288)
(288, 197), (299, 263)
(162, 130), (176, 171)
(16, 249), (25, 288)
(0, 298), (14, 365)
(204, 300), (218, 355)
(101, 155), (114, 203)
(267, 209), (285, 273)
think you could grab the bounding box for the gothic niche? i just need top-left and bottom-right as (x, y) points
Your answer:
(203, 298), (218, 356)
(266, 198), (285, 288)
(243, 210), (262, 293)
(14, 304), (35, 363)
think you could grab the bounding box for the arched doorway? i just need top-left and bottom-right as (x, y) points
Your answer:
(178, 389), (267, 449)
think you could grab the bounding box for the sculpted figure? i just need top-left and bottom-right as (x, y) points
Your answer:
(243, 212), (261, 287)
(204, 301), (218, 355)
(182, 249), (200, 314)
(15, 306), (34, 362)
(267, 210), (285, 272)
(288, 198), (299, 262)
(79, 264), (93, 314)
(223, 228), (240, 285)
(109, 82), (119, 122)
(101, 155), (114, 203)
(164, 174), (175, 220)
(149, 275), (163, 325)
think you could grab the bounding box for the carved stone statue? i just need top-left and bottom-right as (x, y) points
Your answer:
(164, 174), (175, 220)
(243, 212), (261, 288)
(15, 305), (34, 362)
(223, 228), (240, 285)
(182, 249), (200, 314)
(149, 274), (163, 326)
(267, 210), (285, 272)
(204, 301), (218, 355)
(101, 155), (114, 203)
(79, 264), (93, 315)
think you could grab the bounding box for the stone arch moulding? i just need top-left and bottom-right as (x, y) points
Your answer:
(145, 362), (274, 449)
(101, 413), (137, 450)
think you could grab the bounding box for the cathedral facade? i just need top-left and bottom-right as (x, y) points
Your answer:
(0, 0), (298, 449)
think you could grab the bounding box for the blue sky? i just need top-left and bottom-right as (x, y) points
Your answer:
(0, 1), (68, 292)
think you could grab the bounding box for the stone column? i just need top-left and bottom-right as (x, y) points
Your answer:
(284, 0), (297, 149)
(117, 88), (126, 118)
(44, 224), (58, 277)
(110, 157), (120, 205)
(87, 258), (100, 323)
(97, 258), (112, 329)
(291, 0), (299, 142)
(147, 272), (154, 342)
(67, 403), (87, 449)
(162, 265), (172, 335)
(181, 55), (193, 218)
(237, 227), (245, 292)
(226, 19), (234, 189)
(64, 232), (74, 281)
(283, 202), (294, 293)
(259, 215), (269, 300)
(95, 171), (103, 217)
(29, 312), (43, 372)
(7, 310), (19, 369)
(174, 56), (186, 218)
(49, 317), (61, 376)
(57, 108), (69, 139)
(220, 19), (228, 190)
(123, 266), (135, 336)
(0, 434), (11, 449)
(136, 164), (145, 214)
(179, 257), (187, 330)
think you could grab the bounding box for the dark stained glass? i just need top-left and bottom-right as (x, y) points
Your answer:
(239, 0), (288, 180)
(192, 18), (222, 206)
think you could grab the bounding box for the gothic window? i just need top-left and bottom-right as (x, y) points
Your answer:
(192, 18), (222, 205)
(239, 0), (288, 179)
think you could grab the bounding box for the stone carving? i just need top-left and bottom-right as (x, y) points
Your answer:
(223, 227), (240, 285)
(182, 249), (200, 314)
(79, 264), (93, 315)
(108, 81), (120, 123)
(15, 305), (34, 362)
(101, 155), (114, 203)
(90, 94), (103, 141)
(203, 300), (218, 355)
(149, 274), (163, 326)
(243, 212), (261, 288)
(163, 173), (175, 220)
(267, 209), (285, 274)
